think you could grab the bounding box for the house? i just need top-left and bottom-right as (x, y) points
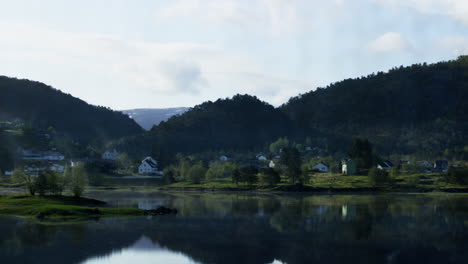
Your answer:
(311, 162), (329, 172)
(420, 160), (431, 168)
(377, 160), (393, 170)
(50, 164), (65, 173)
(219, 155), (229, 162)
(138, 157), (161, 176)
(19, 149), (65, 161)
(434, 160), (449, 173)
(102, 150), (119, 161)
(269, 160), (277, 168)
(342, 159), (357, 175)
(256, 153), (267, 161)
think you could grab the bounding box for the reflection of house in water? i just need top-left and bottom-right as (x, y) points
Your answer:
(316, 205), (329, 215)
(341, 204), (357, 220)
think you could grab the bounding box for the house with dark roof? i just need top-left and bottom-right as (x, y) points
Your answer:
(434, 160), (449, 173)
(377, 160), (393, 170)
(311, 162), (329, 172)
(138, 157), (160, 175)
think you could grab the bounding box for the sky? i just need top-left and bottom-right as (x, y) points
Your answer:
(1, 0), (468, 110)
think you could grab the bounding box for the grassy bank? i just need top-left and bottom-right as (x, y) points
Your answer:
(0, 195), (174, 220)
(159, 173), (468, 193)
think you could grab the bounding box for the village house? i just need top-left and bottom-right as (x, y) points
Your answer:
(138, 157), (161, 176)
(377, 160), (393, 170)
(102, 150), (119, 161)
(311, 162), (329, 172)
(19, 149), (65, 161)
(342, 159), (357, 175)
(434, 160), (449, 173)
(256, 153), (267, 161)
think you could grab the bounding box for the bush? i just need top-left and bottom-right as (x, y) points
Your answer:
(260, 168), (280, 186)
(188, 163), (206, 184)
(70, 162), (88, 197)
(368, 168), (391, 187)
(445, 168), (468, 185)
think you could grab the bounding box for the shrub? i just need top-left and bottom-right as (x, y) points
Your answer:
(368, 168), (390, 187)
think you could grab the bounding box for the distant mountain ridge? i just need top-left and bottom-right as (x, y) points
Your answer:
(121, 108), (189, 130)
(0, 76), (143, 142)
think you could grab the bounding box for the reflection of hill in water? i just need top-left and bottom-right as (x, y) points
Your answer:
(0, 194), (467, 264)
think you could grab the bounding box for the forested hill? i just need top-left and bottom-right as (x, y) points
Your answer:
(280, 56), (468, 154)
(115, 56), (468, 157)
(114, 95), (289, 157)
(0, 76), (143, 142)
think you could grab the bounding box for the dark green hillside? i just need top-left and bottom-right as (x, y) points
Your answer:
(115, 95), (289, 156)
(0, 76), (143, 142)
(113, 57), (468, 158)
(281, 56), (468, 154)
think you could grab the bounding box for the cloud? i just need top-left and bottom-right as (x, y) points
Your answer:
(439, 36), (468, 55)
(372, 0), (468, 25)
(0, 19), (311, 108)
(155, 0), (305, 36)
(368, 32), (411, 53)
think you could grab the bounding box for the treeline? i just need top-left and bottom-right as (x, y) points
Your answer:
(114, 56), (468, 158)
(9, 163), (87, 197)
(0, 76), (143, 142)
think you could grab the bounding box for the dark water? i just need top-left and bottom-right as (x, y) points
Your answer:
(0, 192), (467, 264)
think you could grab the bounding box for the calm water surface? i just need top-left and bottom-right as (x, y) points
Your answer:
(0, 192), (467, 264)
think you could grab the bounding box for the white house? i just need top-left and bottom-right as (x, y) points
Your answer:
(377, 161), (393, 170)
(269, 160), (276, 168)
(102, 150), (119, 161)
(138, 157), (160, 175)
(256, 153), (267, 161)
(312, 162), (329, 172)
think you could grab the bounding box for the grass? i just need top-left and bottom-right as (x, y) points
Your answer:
(0, 195), (163, 221)
(160, 172), (468, 193)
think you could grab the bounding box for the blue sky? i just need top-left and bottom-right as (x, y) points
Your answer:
(0, 0), (467, 109)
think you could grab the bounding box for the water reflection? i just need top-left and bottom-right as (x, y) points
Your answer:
(0, 193), (467, 264)
(83, 236), (199, 264)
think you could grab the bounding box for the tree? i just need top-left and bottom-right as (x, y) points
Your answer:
(34, 173), (48, 196)
(163, 166), (177, 184)
(187, 162), (206, 184)
(70, 162), (88, 197)
(12, 168), (36, 195)
(260, 168), (280, 186)
(239, 166), (258, 186)
(205, 161), (226, 180)
(44, 170), (65, 195)
(232, 167), (241, 186)
(390, 166), (400, 179)
(280, 147), (302, 184)
(348, 138), (373, 170)
(117, 153), (133, 169)
(445, 167), (468, 185)
(269, 137), (289, 154)
(368, 168), (390, 187)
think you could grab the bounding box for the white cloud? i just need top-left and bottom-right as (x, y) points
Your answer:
(155, 0), (305, 36)
(368, 32), (411, 53)
(0, 19), (311, 108)
(439, 36), (468, 55)
(372, 0), (468, 25)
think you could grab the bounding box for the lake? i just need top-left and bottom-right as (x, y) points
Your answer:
(0, 192), (467, 264)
